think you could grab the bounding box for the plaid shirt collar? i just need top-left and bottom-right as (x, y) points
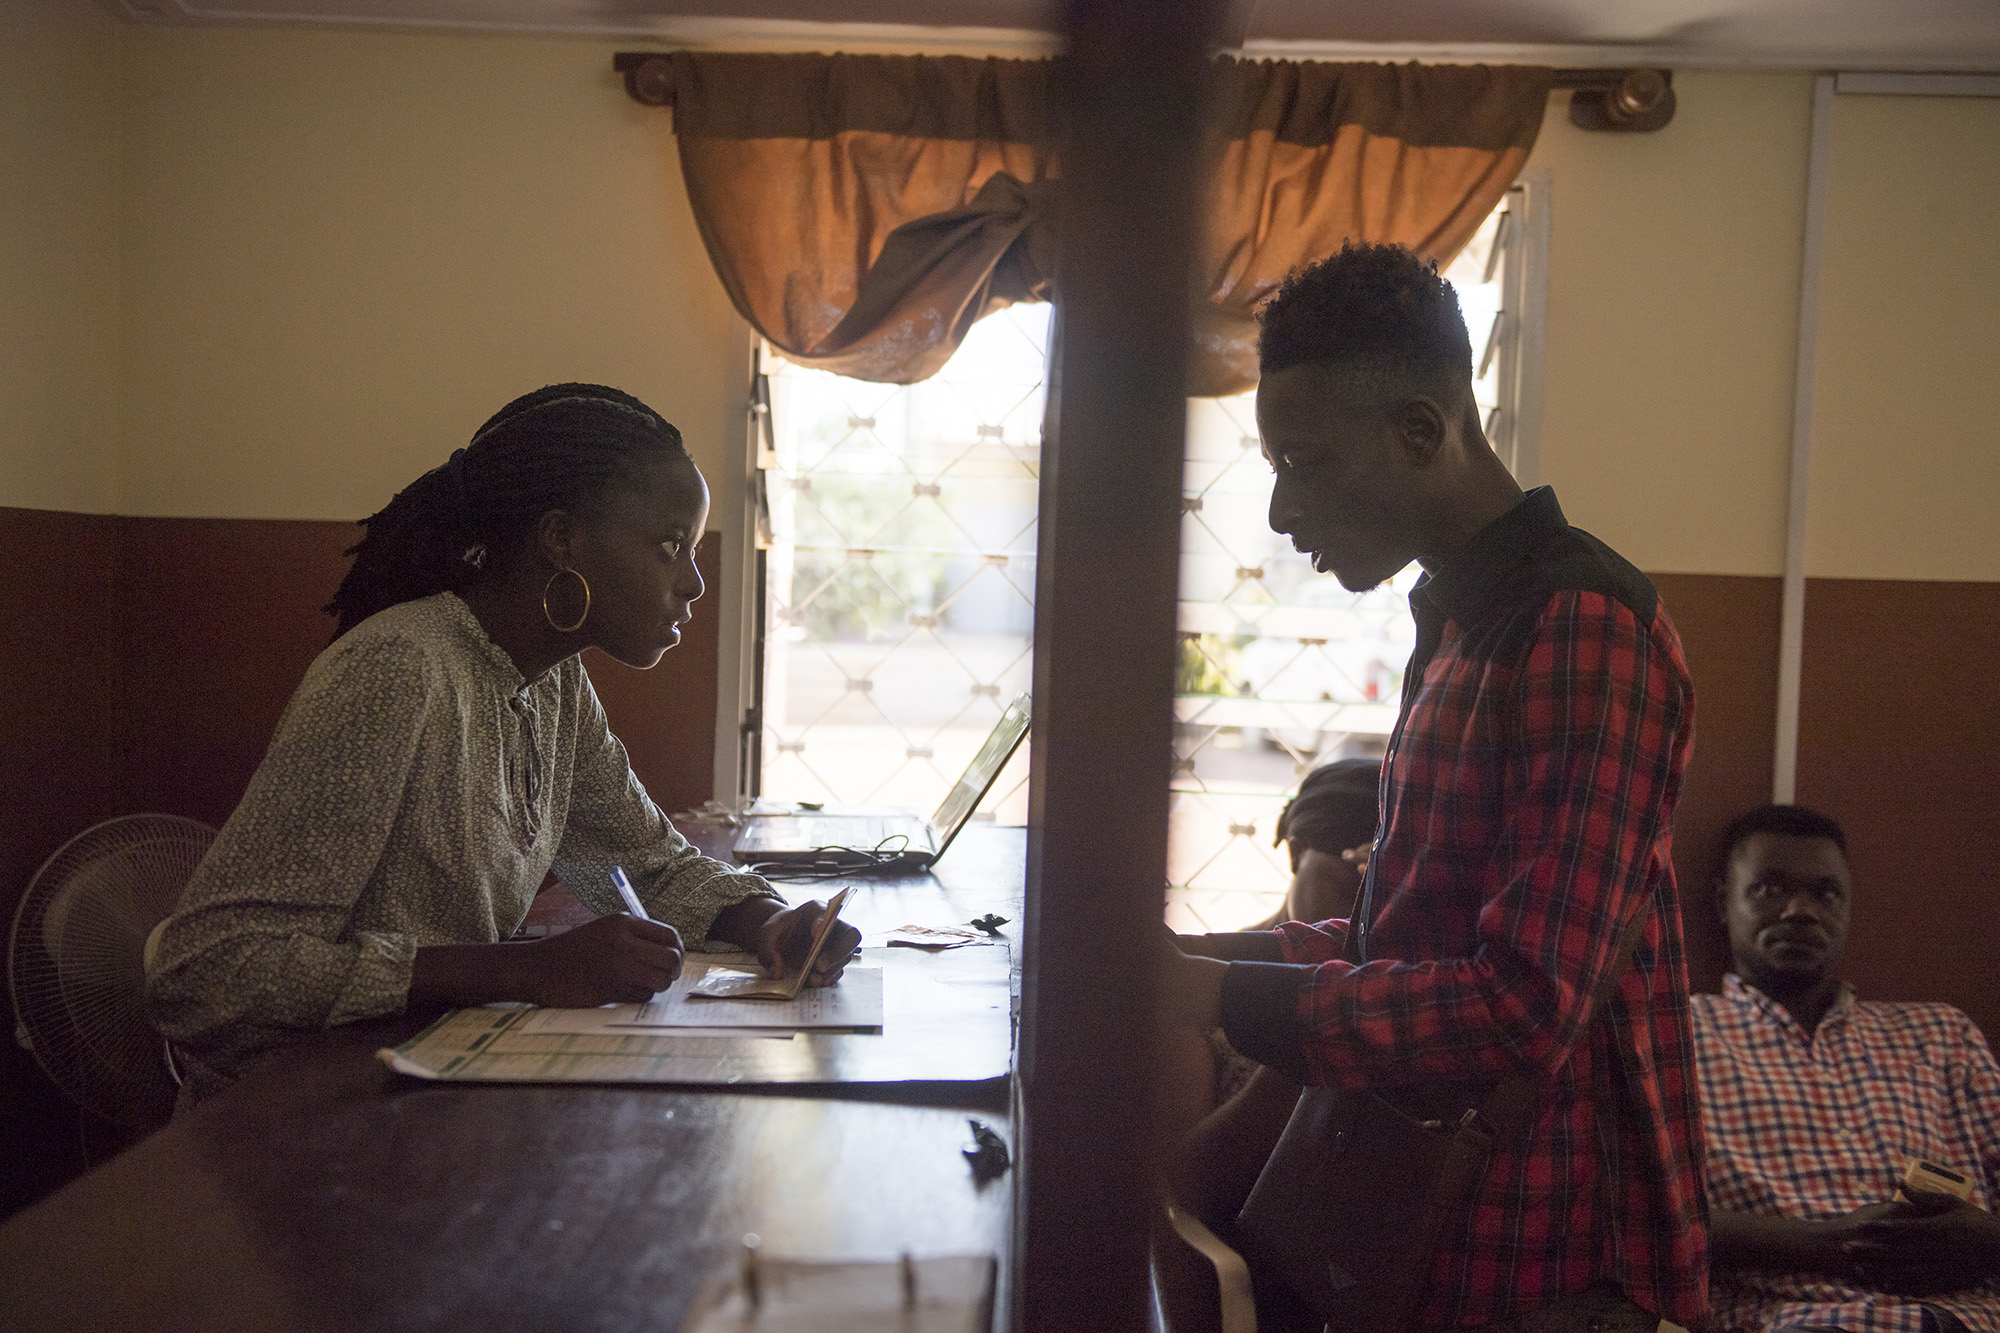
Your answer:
(1720, 971), (1860, 1042)
(1410, 484), (1568, 626)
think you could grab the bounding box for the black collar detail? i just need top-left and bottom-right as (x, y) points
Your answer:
(1410, 486), (1567, 626)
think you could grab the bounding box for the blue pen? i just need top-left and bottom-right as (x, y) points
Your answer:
(610, 866), (652, 922)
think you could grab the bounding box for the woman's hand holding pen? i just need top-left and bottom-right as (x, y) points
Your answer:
(520, 914), (686, 1007)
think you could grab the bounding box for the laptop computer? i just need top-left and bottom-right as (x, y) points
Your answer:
(730, 692), (1031, 871)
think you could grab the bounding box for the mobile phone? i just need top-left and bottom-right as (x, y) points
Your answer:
(1896, 1158), (1976, 1205)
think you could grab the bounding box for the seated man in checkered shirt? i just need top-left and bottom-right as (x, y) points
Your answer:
(1694, 804), (2000, 1333)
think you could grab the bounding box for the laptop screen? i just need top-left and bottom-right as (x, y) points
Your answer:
(927, 692), (1032, 849)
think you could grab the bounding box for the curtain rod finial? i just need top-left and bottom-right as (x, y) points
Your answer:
(1567, 68), (1675, 132)
(619, 54), (675, 107)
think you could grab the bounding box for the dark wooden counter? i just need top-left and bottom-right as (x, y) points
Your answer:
(0, 827), (1025, 1333)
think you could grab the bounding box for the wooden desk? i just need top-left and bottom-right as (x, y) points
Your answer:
(0, 827), (1025, 1333)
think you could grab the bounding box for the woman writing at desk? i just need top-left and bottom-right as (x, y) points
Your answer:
(147, 384), (859, 1101)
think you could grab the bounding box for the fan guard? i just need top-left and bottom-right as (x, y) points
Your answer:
(10, 814), (216, 1127)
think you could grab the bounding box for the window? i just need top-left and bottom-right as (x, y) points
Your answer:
(729, 186), (1543, 872)
(747, 304), (1050, 823)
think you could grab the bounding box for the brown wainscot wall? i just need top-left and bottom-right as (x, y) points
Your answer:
(1656, 572), (2000, 1043)
(0, 509), (128, 1218)
(1794, 579), (2000, 1041)
(5, 511), (1996, 1215)
(1650, 573), (1782, 996)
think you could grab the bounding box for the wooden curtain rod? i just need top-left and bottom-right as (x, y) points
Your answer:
(614, 53), (1676, 130)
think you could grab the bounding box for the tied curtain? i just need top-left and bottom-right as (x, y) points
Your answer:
(665, 53), (1552, 397)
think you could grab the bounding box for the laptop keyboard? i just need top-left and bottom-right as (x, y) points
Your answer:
(745, 816), (930, 854)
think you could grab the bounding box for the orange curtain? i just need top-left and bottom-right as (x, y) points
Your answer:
(665, 53), (1551, 394)
(1193, 59), (1553, 396)
(666, 53), (1055, 385)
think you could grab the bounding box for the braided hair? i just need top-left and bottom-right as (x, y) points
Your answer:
(327, 383), (692, 638)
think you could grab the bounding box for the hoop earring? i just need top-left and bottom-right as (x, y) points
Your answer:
(543, 568), (590, 634)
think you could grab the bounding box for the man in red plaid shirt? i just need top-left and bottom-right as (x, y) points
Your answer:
(1162, 243), (1706, 1330)
(1695, 804), (2000, 1333)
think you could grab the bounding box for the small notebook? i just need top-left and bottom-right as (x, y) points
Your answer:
(687, 887), (854, 1001)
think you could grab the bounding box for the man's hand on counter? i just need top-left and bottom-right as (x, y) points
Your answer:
(1158, 927), (1228, 1030)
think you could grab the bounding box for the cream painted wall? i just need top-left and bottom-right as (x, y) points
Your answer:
(0, 0), (123, 514)
(1525, 72), (1814, 578)
(1807, 93), (2000, 582)
(118, 26), (750, 521)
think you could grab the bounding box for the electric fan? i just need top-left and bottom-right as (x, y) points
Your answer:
(9, 814), (216, 1128)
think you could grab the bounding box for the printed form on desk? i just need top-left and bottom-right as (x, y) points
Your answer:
(632, 959), (883, 1029)
(379, 945), (1011, 1089)
(379, 954), (885, 1084)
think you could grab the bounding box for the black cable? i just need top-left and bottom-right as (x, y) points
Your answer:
(741, 834), (930, 881)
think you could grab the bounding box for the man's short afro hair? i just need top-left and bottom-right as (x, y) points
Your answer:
(1258, 242), (1474, 381)
(1712, 804), (1848, 886)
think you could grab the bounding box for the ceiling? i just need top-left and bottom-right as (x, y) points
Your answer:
(109, 0), (2000, 70)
